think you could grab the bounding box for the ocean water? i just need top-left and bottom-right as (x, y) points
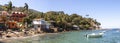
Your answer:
(4, 29), (120, 43)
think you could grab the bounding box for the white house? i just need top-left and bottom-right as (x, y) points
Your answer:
(32, 19), (50, 30)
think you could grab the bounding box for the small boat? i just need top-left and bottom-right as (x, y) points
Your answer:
(86, 32), (104, 38)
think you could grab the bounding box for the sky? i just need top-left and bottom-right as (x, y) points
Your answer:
(0, 0), (120, 29)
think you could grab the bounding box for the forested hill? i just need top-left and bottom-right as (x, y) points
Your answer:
(0, 1), (101, 30)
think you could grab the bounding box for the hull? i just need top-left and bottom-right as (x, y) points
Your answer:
(87, 34), (102, 38)
(86, 33), (103, 38)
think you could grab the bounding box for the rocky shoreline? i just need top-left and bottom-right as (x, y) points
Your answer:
(0, 28), (46, 40)
(0, 28), (59, 43)
(0, 33), (58, 43)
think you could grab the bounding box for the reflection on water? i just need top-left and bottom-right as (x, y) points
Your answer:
(4, 29), (120, 43)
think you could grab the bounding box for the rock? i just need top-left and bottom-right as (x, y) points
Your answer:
(29, 31), (35, 35)
(6, 32), (17, 38)
(6, 35), (11, 38)
(7, 29), (12, 32)
(24, 31), (29, 36)
(17, 32), (24, 37)
(1, 32), (7, 38)
(2, 36), (7, 39)
(21, 29), (25, 32)
(51, 28), (57, 32)
(13, 31), (21, 37)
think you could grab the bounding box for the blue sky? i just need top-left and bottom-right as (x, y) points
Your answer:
(0, 0), (120, 28)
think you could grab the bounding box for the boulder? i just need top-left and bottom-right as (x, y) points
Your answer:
(6, 33), (17, 38)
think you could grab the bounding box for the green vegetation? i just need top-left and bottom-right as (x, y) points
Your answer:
(0, 2), (101, 30)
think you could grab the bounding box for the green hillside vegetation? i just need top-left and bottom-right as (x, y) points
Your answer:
(0, 1), (101, 30)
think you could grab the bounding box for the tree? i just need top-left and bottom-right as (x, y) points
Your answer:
(24, 3), (28, 11)
(23, 3), (29, 14)
(8, 1), (12, 11)
(72, 17), (81, 25)
(1, 6), (8, 11)
(70, 14), (79, 18)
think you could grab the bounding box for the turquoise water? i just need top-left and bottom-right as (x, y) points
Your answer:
(5, 29), (120, 43)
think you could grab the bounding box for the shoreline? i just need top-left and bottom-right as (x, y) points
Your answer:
(0, 33), (44, 40)
(0, 33), (58, 42)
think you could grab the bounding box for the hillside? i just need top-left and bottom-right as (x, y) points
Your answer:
(0, 3), (101, 30)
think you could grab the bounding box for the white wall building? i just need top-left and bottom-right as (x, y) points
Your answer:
(32, 19), (50, 30)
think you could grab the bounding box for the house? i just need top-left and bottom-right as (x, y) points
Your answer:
(72, 25), (80, 30)
(0, 11), (25, 30)
(6, 21), (18, 29)
(32, 19), (50, 31)
(6, 12), (26, 29)
(9, 12), (26, 22)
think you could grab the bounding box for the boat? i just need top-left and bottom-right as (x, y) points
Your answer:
(86, 32), (104, 38)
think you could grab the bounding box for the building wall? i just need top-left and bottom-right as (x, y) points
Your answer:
(10, 12), (26, 22)
(33, 24), (46, 29)
(33, 19), (50, 30)
(7, 21), (18, 29)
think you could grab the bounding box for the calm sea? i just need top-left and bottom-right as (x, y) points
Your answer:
(5, 28), (120, 43)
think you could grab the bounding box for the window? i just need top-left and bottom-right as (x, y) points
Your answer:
(12, 24), (14, 26)
(38, 25), (40, 27)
